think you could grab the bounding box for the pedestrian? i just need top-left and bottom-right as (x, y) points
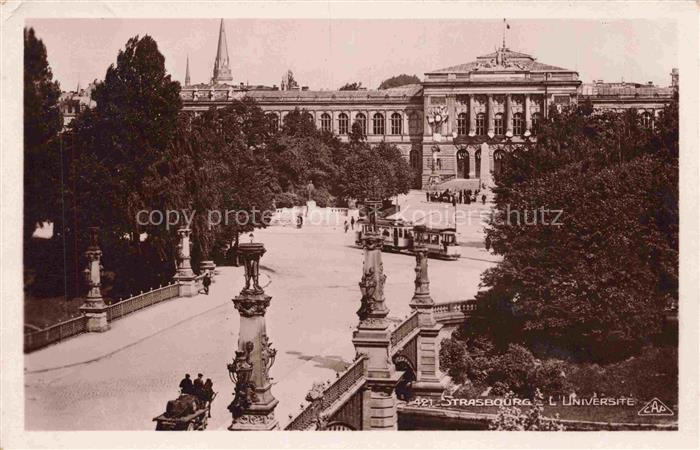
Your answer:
(426, 191), (430, 203)
(179, 373), (193, 395)
(485, 235), (491, 252)
(350, 216), (355, 230)
(203, 378), (215, 417)
(459, 190), (463, 204)
(452, 196), (457, 208)
(202, 272), (211, 295)
(344, 220), (349, 234)
(466, 195), (471, 205)
(193, 373), (204, 399)
(481, 193), (487, 204)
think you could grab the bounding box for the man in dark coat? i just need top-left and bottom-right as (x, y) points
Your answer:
(202, 273), (211, 295)
(179, 373), (193, 395)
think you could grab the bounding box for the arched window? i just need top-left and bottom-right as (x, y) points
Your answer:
(338, 113), (349, 135)
(494, 113), (504, 135)
(476, 113), (486, 136)
(512, 113), (523, 135)
(457, 113), (468, 136)
(390, 113), (402, 135)
(641, 111), (653, 129)
(456, 147), (469, 178)
(373, 113), (385, 135)
(355, 113), (367, 135)
(304, 112), (315, 125)
(493, 149), (505, 177)
(531, 112), (542, 134)
(267, 113), (279, 132)
(320, 113), (332, 133)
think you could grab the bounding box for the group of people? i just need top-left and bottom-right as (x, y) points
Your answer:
(179, 373), (215, 408)
(343, 216), (356, 233)
(426, 189), (486, 206)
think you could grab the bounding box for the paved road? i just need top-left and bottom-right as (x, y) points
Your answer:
(25, 198), (498, 431)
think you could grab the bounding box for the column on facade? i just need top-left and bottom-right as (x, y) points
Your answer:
(487, 94), (495, 137)
(524, 94), (532, 136)
(447, 95), (456, 137)
(544, 94), (550, 118)
(468, 95), (476, 136)
(332, 111), (338, 134)
(479, 141), (492, 188)
(505, 94), (513, 137)
(403, 111), (410, 138)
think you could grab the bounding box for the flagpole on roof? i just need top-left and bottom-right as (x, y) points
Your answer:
(502, 19), (506, 49)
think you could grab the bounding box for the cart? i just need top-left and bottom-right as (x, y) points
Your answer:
(153, 392), (217, 430)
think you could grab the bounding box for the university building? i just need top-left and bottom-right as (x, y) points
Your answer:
(60, 19), (677, 190)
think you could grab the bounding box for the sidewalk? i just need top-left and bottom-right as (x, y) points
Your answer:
(25, 266), (244, 374)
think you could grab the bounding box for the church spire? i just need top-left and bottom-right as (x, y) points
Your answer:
(185, 55), (191, 86)
(212, 18), (233, 84)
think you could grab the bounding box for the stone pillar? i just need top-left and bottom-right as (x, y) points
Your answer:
(352, 233), (402, 430)
(544, 94), (550, 118)
(228, 241), (279, 431)
(79, 227), (109, 332)
(408, 241), (446, 400)
(487, 94), (495, 138)
(479, 142), (492, 188)
(505, 94), (513, 137)
(446, 95), (456, 136)
(524, 94), (532, 137)
(468, 95), (476, 136)
(174, 228), (197, 297)
(468, 147), (476, 179)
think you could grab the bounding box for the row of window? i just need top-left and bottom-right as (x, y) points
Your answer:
(454, 112), (543, 136)
(268, 112), (411, 136)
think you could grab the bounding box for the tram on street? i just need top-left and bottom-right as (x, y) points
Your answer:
(354, 219), (461, 260)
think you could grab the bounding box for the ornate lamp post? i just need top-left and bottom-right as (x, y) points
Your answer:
(228, 237), (278, 431)
(352, 226), (402, 430)
(79, 227), (109, 332)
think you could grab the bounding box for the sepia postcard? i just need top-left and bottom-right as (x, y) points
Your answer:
(1, 1), (698, 449)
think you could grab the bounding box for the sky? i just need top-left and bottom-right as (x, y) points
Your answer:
(26, 18), (678, 92)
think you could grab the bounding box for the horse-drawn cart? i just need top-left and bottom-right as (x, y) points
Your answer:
(153, 392), (217, 430)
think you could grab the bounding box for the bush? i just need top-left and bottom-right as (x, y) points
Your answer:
(489, 390), (565, 431)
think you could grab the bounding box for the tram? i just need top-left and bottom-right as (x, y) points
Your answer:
(354, 219), (461, 260)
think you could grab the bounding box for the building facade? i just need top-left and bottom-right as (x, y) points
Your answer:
(60, 20), (677, 190)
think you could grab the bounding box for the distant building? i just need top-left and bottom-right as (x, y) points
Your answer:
(58, 81), (96, 128)
(58, 19), (677, 189)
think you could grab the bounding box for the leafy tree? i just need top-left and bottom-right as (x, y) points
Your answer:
(23, 28), (63, 272)
(479, 100), (678, 362)
(65, 34), (182, 296)
(378, 74), (420, 89)
(337, 141), (413, 202)
(489, 390), (565, 431)
(338, 81), (363, 91)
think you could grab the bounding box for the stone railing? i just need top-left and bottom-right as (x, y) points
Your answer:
(106, 283), (180, 322)
(390, 311), (419, 348)
(285, 355), (368, 431)
(24, 282), (185, 353)
(24, 315), (88, 353)
(433, 299), (478, 324)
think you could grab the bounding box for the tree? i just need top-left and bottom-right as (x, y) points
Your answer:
(66, 34), (183, 296)
(378, 74), (421, 90)
(489, 390), (565, 431)
(338, 81), (363, 91)
(23, 27), (64, 294)
(479, 101), (679, 362)
(337, 141), (413, 202)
